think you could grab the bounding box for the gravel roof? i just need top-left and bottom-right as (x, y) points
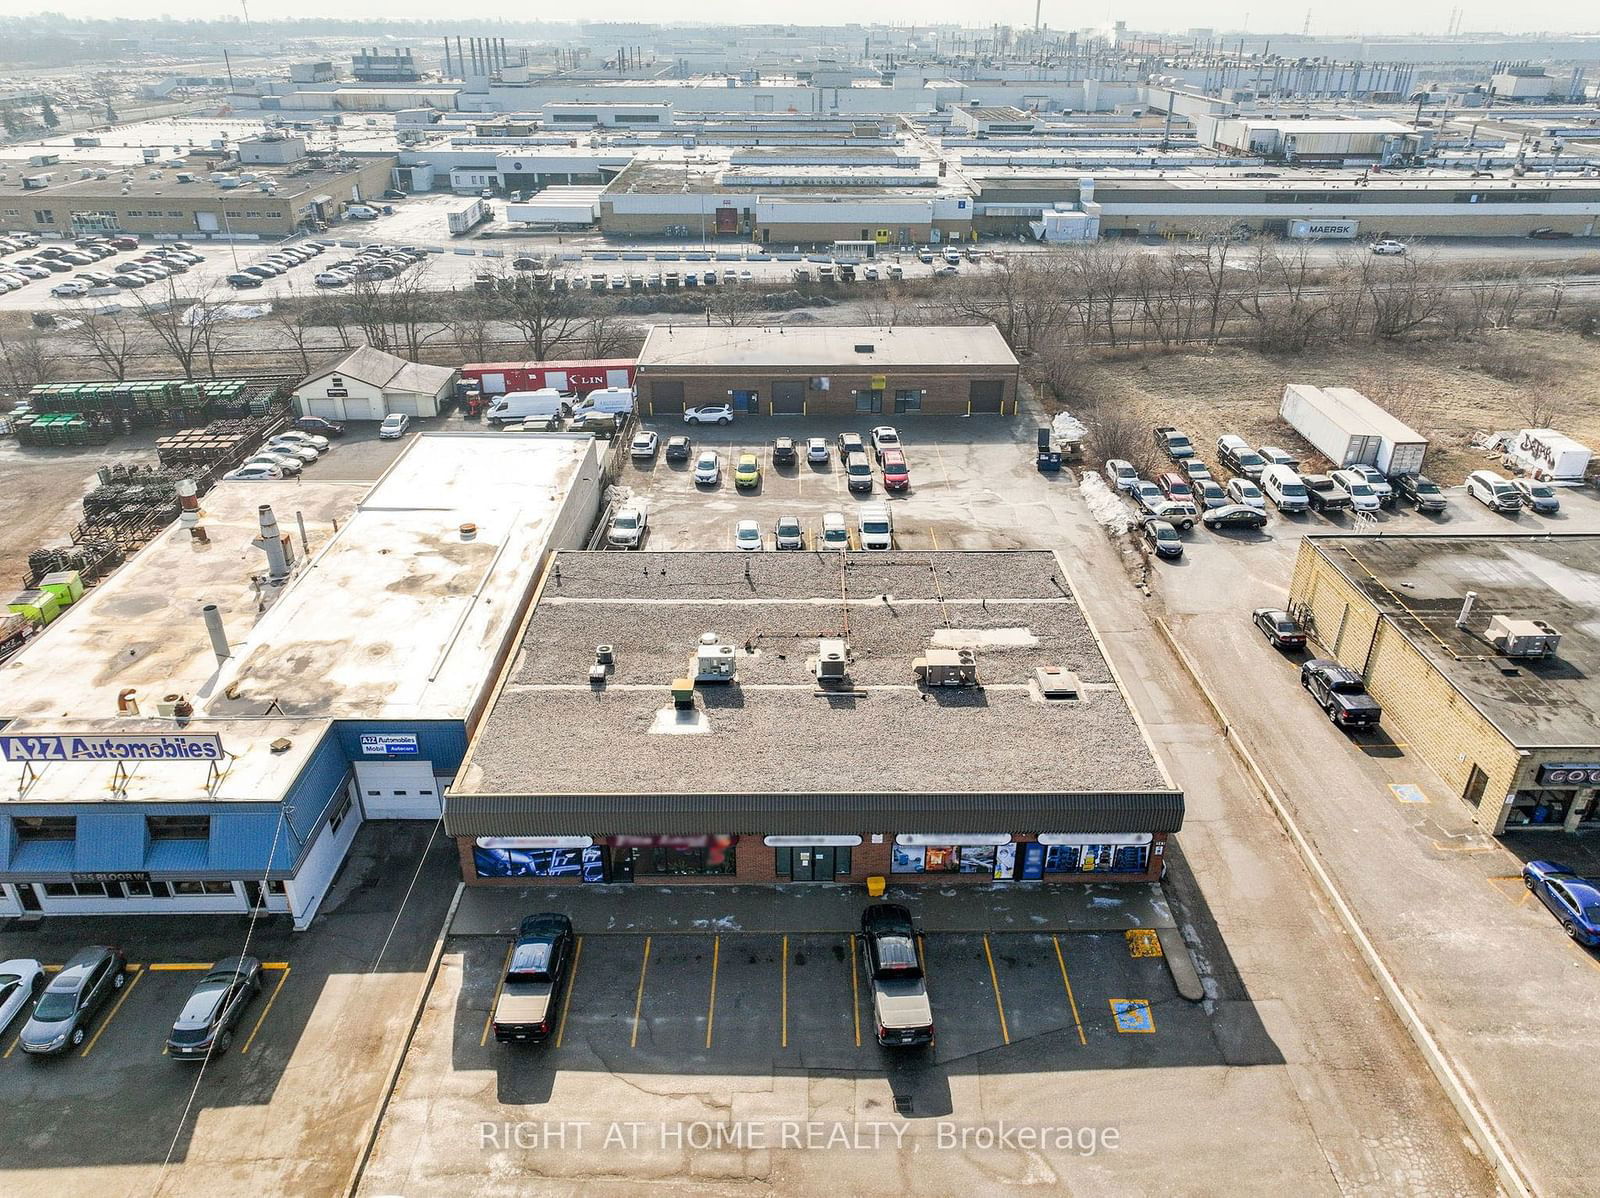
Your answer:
(459, 550), (1168, 797)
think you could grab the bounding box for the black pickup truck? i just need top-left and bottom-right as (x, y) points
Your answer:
(1302, 473), (1353, 513)
(1300, 660), (1383, 730)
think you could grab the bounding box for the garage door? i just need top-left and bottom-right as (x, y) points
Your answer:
(354, 760), (442, 819)
(770, 380), (805, 414)
(968, 380), (1004, 414)
(307, 398), (342, 421)
(343, 397), (379, 421)
(650, 380), (685, 414)
(385, 395), (422, 416)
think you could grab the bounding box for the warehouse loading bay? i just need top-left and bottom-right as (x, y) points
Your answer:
(5, 406), (1600, 1194)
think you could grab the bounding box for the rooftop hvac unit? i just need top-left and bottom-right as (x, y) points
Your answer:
(811, 638), (849, 683)
(914, 647), (978, 688)
(1487, 615), (1561, 659)
(1034, 666), (1082, 699)
(693, 632), (736, 683)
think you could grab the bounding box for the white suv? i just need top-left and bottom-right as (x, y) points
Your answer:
(683, 404), (733, 425)
(1466, 469), (1522, 513)
(1331, 468), (1382, 513)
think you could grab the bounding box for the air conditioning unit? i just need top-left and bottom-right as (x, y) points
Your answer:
(693, 632), (736, 683)
(1487, 615), (1560, 659)
(1034, 666), (1082, 700)
(914, 647), (978, 687)
(811, 638), (849, 683)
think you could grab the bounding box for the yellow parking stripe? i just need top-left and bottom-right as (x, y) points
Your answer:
(704, 936), (721, 1049)
(630, 936), (652, 1049)
(2, 1031), (22, 1059)
(982, 935), (1010, 1046)
(1052, 935), (1087, 1047)
(848, 934), (861, 1048)
(554, 937), (583, 1049)
(479, 945), (515, 1048)
(240, 964), (290, 1055)
(780, 935), (789, 1049)
(81, 966), (144, 1057)
(146, 963), (209, 971)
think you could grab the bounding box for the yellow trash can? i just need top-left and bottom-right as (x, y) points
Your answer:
(866, 875), (886, 898)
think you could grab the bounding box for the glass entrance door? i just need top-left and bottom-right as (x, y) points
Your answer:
(793, 846), (835, 880)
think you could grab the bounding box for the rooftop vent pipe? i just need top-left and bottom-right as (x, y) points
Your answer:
(1455, 590), (1477, 629)
(253, 504), (290, 582)
(202, 602), (230, 664)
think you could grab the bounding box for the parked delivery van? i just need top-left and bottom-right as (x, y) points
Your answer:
(570, 386), (636, 417)
(485, 389), (572, 426)
(1261, 464), (1310, 513)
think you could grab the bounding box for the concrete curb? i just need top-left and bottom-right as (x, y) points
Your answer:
(1155, 927), (1206, 1001)
(1153, 616), (1531, 1198)
(342, 880), (464, 1198)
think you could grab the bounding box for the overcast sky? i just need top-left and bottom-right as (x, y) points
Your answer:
(17, 3), (1600, 37)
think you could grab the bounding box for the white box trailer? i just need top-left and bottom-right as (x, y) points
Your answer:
(1289, 218), (1359, 240)
(447, 198), (490, 235)
(1279, 384), (1428, 475)
(1505, 428), (1592, 482)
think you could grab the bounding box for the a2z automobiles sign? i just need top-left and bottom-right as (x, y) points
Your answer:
(0, 733), (224, 762)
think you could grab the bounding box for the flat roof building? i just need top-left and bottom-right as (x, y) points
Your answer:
(447, 550), (1183, 887)
(1289, 534), (1600, 834)
(635, 324), (1020, 418)
(0, 434), (603, 925)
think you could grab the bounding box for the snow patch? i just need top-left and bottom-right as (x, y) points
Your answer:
(1079, 472), (1135, 534)
(929, 627), (1038, 650)
(690, 915), (742, 932)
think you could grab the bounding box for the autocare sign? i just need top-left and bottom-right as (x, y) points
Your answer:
(359, 733), (419, 757)
(1537, 763), (1600, 786)
(0, 733), (224, 763)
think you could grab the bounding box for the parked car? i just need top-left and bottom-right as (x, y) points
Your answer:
(1258, 446), (1300, 471)
(772, 436), (797, 467)
(860, 904), (934, 1048)
(880, 448), (910, 491)
(1345, 464), (1395, 507)
(1156, 472), (1193, 502)
(775, 515), (805, 550)
(0, 959), (45, 1034)
(1225, 477), (1267, 511)
(734, 519), (763, 551)
(1330, 468), (1382, 513)
(19, 946), (126, 1054)
(683, 404), (733, 425)
(244, 452), (303, 476)
(227, 273), (263, 289)
(664, 435), (692, 463)
(870, 426), (901, 459)
(378, 413), (411, 439)
(629, 430), (660, 459)
(1252, 608), (1307, 650)
(837, 432), (866, 461)
(734, 451), (762, 489)
(693, 450), (722, 485)
(821, 511), (850, 549)
(1466, 469), (1523, 513)
(294, 416), (345, 437)
(1303, 474), (1353, 513)
(51, 280), (89, 298)
(1202, 503), (1267, 530)
(1261, 464), (1310, 513)
(1104, 459), (1138, 492)
(1395, 472), (1445, 513)
(844, 451), (875, 493)
(261, 439), (319, 463)
(1192, 479), (1228, 510)
(1180, 459), (1214, 485)
(492, 913), (575, 1044)
(1131, 479), (1166, 513)
(607, 504), (648, 549)
(1154, 426), (1195, 460)
(1300, 659), (1383, 730)
(1513, 478), (1560, 514)
(1142, 517), (1183, 559)
(271, 430), (330, 453)
(166, 956), (262, 1060)
(806, 436), (830, 464)
(1371, 239), (1408, 255)
(1522, 861), (1600, 945)
(224, 463), (283, 481)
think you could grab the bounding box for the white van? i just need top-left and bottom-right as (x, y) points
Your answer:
(571, 386), (636, 417)
(1261, 464), (1310, 513)
(857, 503), (893, 550)
(345, 204), (379, 221)
(485, 389), (572, 426)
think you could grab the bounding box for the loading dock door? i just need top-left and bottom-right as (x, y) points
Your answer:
(968, 380), (1004, 414)
(770, 380), (805, 414)
(307, 398), (342, 421)
(354, 760), (441, 819)
(651, 380), (685, 414)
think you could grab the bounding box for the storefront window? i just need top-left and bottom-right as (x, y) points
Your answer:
(642, 843), (736, 876)
(1043, 843), (1151, 873)
(854, 390), (883, 413)
(893, 389), (923, 413)
(1505, 789), (1575, 827)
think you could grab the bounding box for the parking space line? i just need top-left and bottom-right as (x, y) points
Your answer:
(241, 964), (291, 1055)
(554, 936), (583, 1048)
(146, 963), (211, 971)
(780, 934), (788, 1049)
(81, 966), (144, 1057)
(930, 529), (941, 551)
(704, 935), (721, 1049)
(981, 935), (1011, 1046)
(849, 934), (862, 1048)
(1052, 935), (1087, 1046)
(630, 936), (652, 1049)
(933, 443), (953, 488)
(479, 944), (515, 1048)
(2, 1031), (22, 1058)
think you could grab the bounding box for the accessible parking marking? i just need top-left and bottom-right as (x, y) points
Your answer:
(1109, 998), (1156, 1034)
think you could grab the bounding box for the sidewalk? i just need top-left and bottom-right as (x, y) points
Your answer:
(450, 880), (1174, 938)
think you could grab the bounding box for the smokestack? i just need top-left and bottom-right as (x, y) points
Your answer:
(202, 603), (231, 665)
(443, 37), (452, 78)
(456, 36), (465, 78)
(254, 504), (290, 582)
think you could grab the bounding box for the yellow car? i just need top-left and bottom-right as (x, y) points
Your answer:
(734, 452), (761, 489)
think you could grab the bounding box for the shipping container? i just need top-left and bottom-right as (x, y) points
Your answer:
(1504, 428), (1592, 482)
(460, 359), (636, 397)
(1279, 384), (1428, 476)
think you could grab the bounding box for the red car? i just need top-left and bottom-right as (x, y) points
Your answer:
(1156, 471), (1193, 501)
(880, 448), (910, 491)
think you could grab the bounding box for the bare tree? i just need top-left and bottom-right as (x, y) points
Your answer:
(263, 284), (327, 375)
(0, 327), (54, 397)
(445, 290), (503, 362)
(131, 279), (224, 379)
(704, 283), (763, 327)
(492, 266), (586, 359)
(63, 301), (140, 379)
(575, 297), (641, 358)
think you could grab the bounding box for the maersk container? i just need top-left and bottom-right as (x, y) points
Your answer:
(1279, 384), (1428, 476)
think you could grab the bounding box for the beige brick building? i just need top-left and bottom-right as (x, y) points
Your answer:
(1289, 535), (1600, 835)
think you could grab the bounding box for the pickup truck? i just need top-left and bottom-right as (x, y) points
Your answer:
(1302, 473), (1353, 513)
(861, 904), (934, 1048)
(492, 913), (575, 1044)
(1300, 660), (1383, 730)
(607, 503), (648, 549)
(1154, 426), (1195, 461)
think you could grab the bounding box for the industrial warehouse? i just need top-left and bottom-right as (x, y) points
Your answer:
(445, 549), (1184, 886)
(1289, 534), (1600, 835)
(0, 434), (602, 924)
(635, 324), (1021, 417)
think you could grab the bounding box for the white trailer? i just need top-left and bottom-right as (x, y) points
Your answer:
(1279, 384), (1428, 475)
(447, 198), (490, 236)
(1505, 428), (1592, 482)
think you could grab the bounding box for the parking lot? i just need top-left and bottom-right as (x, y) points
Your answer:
(0, 823), (456, 1198)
